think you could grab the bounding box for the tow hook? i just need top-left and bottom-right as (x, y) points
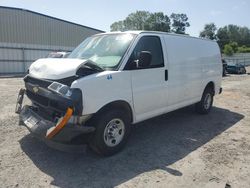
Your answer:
(15, 89), (25, 114)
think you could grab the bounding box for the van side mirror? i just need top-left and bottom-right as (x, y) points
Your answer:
(136, 51), (152, 69)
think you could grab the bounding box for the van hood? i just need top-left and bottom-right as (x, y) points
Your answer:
(29, 58), (88, 79)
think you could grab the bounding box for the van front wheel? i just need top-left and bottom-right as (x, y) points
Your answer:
(195, 87), (214, 114)
(89, 109), (131, 156)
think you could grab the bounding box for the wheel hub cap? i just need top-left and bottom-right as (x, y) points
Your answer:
(204, 93), (212, 110)
(104, 118), (125, 147)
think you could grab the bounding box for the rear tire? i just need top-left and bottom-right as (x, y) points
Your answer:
(89, 109), (131, 156)
(195, 87), (214, 114)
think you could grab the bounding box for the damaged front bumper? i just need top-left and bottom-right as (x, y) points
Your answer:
(15, 88), (95, 145)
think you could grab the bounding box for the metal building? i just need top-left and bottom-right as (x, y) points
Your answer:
(0, 6), (104, 74)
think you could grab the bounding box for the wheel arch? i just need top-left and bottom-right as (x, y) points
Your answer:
(204, 81), (215, 95)
(94, 100), (134, 123)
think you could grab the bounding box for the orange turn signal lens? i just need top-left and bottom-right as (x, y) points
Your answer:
(46, 107), (73, 139)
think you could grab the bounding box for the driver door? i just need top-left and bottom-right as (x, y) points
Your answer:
(125, 35), (168, 122)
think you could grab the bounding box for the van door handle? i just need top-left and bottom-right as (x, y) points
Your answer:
(165, 70), (168, 81)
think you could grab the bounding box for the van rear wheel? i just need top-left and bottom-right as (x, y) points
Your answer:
(89, 109), (131, 156)
(195, 87), (214, 114)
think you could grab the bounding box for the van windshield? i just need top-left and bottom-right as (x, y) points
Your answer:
(68, 33), (136, 70)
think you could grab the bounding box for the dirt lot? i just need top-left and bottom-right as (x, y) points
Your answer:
(0, 69), (250, 188)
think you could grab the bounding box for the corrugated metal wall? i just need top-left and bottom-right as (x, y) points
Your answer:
(0, 6), (103, 74)
(0, 42), (74, 73)
(223, 53), (250, 66)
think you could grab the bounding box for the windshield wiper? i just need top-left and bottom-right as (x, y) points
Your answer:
(84, 60), (104, 72)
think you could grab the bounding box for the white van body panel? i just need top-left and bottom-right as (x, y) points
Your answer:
(71, 70), (134, 118)
(126, 33), (169, 122)
(27, 31), (222, 124)
(72, 32), (222, 124)
(162, 34), (222, 108)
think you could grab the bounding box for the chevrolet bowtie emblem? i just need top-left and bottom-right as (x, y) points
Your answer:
(33, 87), (39, 93)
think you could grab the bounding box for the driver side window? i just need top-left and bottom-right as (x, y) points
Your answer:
(125, 36), (164, 70)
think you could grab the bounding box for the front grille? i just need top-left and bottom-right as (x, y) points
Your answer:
(23, 75), (80, 115)
(24, 75), (78, 87)
(26, 90), (49, 106)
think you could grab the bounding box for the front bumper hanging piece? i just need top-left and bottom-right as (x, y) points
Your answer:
(46, 107), (73, 139)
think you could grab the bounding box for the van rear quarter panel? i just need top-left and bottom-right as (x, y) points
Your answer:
(163, 35), (222, 106)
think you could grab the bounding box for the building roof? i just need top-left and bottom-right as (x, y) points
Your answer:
(0, 6), (104, 33)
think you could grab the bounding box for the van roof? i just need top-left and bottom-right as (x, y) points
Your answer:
(95, 30), (216, 43)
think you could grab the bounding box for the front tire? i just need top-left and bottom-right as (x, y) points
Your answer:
(195, 87), (214, 114)
(89, 109), (131, 156)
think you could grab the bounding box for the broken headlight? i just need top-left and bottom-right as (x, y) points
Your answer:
(48, 82), (72, 97)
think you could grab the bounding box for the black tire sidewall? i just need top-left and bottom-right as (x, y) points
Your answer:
(89, 110), (131, 156)
(196, 88), (214, 114)
(201, 88), (213, 113)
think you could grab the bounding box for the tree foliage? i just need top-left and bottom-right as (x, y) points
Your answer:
(229, 42), (238, 53)
(123, 11), (151, 31)
(145, 12), (171, 31)
(200, 23), (250, 54)
(216, 27), (228, 49)
(217, 25), (250, 49)
(223, 44), (234, 56)
(110, 21), (126, 32)
(111, 11), (171, 32)
(199, 23), (217, 40)
(110, 11), (189, 34)
(170, 13), (190, 34)
(237, 45), (250, 53)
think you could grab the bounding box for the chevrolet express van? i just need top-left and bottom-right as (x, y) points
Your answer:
(16, 31), (222, 156)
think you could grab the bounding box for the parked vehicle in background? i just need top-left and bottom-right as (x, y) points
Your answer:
(226, 62), (247, 74)
(15, 31), (222, 156)
(222, 59), (227, 76)
(47, 51), (70, 58)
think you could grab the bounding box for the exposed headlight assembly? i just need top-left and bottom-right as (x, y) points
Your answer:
(48, 82), (72, 97)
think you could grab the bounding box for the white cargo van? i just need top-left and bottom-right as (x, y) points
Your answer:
(16, 31), (222, 156)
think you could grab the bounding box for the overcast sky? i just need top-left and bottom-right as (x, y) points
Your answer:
(1, 0), (250, 36)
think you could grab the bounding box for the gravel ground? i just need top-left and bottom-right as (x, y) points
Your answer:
(0, 69), (250, 188)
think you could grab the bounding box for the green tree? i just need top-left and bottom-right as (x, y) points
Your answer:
(217, 26), (230, 49)
(199, 23), (217, 40)
(238, 27), (250, 47)
(229, 42), (238, 53)
(223, 44), (234, 56)
(110, 11), (171, 32)
(227, 25), (241, 43)
(217, 25), (250, 49)
(110, 21), (126, 32)
(145, 12), (170, 31)
(123, 11), (151, 30)
(237, 45), (250, 53)
(170, 13), (190, 34)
